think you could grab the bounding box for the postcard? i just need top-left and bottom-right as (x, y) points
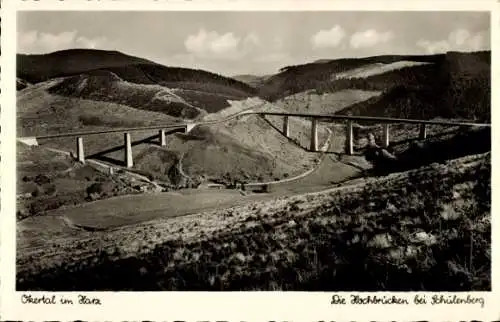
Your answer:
(1, 0), (498, 320)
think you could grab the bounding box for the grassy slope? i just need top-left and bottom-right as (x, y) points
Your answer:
(333, 61), (431, 79)
(47, 70), (206, 119)
(98, 65), (258, 113)
(17, 79), (179, 137)
(150, 113), (326, 185)
(221, 98), (332, 153)
(18, 189), (249, 250)
(17, 152), (490, 291)
(275, 89), (382, 115)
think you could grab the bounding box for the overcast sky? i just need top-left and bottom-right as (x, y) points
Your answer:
(17, 11), (490, 76)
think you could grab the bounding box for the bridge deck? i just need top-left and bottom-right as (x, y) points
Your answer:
(258, 112), (491, 127)
(29, 124), (187, 140)
(19, 112), (490, 140)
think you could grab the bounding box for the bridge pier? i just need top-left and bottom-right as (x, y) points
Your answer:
(310, 118), (318, 152)
(383, 124), (390, 148)
(419, 123), (427, 140)
(159, 129), (167, 147)
(345, 121), (354, 155)
(283, 116), (290, 138)
(76, 137), (85, 163)
(124, 132), (133, 168)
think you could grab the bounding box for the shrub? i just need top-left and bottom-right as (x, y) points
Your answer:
(78, 115), (105, 126)
(34, 174), (51, 185)
(41, 183), (57, 196)
(31, 185), (44, 198)
(86, 181), (116, 198)
(26, 192), (84, 217)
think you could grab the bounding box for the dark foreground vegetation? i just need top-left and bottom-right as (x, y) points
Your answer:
(368, 127), (490, 176)
(17, 151), (490, 291)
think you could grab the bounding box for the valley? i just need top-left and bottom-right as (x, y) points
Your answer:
(15, 48), (491, 291)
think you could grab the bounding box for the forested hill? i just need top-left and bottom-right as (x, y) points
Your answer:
(259, 51), (489, 101)
(17, 49), (257, 96)
(332, 51), (490, 122)
(259, 51), (490, 122)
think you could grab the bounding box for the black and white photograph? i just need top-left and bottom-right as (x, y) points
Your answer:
(12, 8), (492, 294)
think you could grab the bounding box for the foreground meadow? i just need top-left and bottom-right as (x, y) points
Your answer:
(17, 151), (490, 291)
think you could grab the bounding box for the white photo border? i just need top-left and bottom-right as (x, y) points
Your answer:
(1, 0), (499, 321)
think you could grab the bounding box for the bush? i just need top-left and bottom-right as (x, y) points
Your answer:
(31, 185), (44, 198)
(86, 181), (116, 198)
(34, 174), (51, 185)
(26, 192), (85, 217)
(79, 115), (105, 126)
(41, 183), (57, 196)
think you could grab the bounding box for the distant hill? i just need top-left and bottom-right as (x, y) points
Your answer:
(332, 51), (490, 122)
(232, 74), (271, 88)
(17, 49), (156, 83)
(261, 51), (490, 122)
(260, 52), (489, 98)
(259, 53), (445, 100)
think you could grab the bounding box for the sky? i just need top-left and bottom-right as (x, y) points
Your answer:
(17, 11), (490, 76)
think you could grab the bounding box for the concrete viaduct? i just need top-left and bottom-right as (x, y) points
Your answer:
(17, 112), (491, 169)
